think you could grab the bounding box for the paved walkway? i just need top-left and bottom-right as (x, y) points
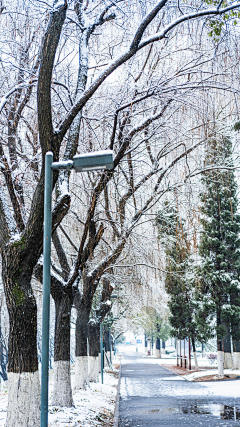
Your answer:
(118, 353), (240, 426)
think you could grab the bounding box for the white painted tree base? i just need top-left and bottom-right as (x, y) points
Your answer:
(98, 353), (101, 373)
(52, 361), (73, 407)
(217, 351), (224, 377)
(89, 356), (99, 382)
(74, 356), (89, 390)
(162, 349), (166, 354)
(193, 352), (199, 370)
(224, 352), (232, 369)
(7, 371), (40, 427)
(233, 352), (240, 369)
(156, 349), (161, 358)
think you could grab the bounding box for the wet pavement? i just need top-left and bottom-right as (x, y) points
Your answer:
(118, 353), (240, 426)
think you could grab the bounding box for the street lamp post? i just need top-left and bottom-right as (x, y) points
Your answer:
(100, 322), (104, 384)
(41, 150), (114, 427)
(109, 294), (118, 365)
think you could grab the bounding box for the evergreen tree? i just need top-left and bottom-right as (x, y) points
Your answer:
(198, 135), (240, 368)
(157, 203), (198, 350)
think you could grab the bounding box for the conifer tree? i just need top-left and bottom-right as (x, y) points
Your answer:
(198, 134), (240, 374)
(157, 203), (199, 367)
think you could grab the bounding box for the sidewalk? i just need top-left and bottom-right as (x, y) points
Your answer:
(118, 351), (240, 426)
(154, 355), (240, 381)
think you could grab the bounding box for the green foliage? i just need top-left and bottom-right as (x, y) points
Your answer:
(206, 3), (240, 42)
(131, 307), (171, 342)
(157, 203), (198, 341)
(198, 135), (240, 343)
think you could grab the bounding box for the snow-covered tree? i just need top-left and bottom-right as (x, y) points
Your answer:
(1, 0), (240, 424)
(198, 134), (240, 376)
(157, 202), (199, 367)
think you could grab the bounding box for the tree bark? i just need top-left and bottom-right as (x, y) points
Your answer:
(75, 302), (90, 389)
(217, 311), (224, 377)
(51, 289), (74, 407)
(223, 323), (232, 369)
(156, 338), (161, 358)
(3, 252), (40, 427)
(88, 322), (100, 382)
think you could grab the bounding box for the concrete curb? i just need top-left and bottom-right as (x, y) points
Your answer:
(113, 358), (122, 427)
(158, 364), (187, 380)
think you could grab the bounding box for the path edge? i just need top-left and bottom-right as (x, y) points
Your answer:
(157, 363), (187, 380)
(113, 357), (122, 427)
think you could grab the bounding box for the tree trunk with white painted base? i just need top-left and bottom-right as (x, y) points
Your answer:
(233, 352), (240, 369)
(156, 338), (161, 358)
(51, 289), (74, 407)
(52, 361), (73, 407)
(7, 371), (40, 427)
(88, 356), (99, 382)
(224, 351), (232, 369)
(232, 340), (240, 369)
(217, 314), (224, 377)
(75, 356), (88, 389)
(88, 322), (100, 382)
(217, 351), (224, 377)
(98, 353), (101, 373)
(4, 266), (40, 427)
(75, 304), (90, 389)
(223, 326), (232, 369)
(192, 338), (198, 370)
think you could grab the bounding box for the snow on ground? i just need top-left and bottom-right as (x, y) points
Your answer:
(0, 363), (119, 427)
(181, 369), (240, 381)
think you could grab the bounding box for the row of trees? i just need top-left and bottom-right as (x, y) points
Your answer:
(159, 131), (240, 376)
(0, 0), (240, 425)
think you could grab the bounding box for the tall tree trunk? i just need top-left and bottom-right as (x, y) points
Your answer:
(75, 303), (90, 389)
(156, 338), (161, 358)
(88, 322), (100, 382)
(52, 290), (73, 407)
(162, 340), (166, 354)
(0, 297), (7, 381)
(217, 310), (224, 377)
(232, 340), (240, 369)
(144, 334), (147, 353)
(223, 322), (232, 369)
(230, 293), (240, 369)
(191, 337), (198, 370)
(3, 260), (40, 427)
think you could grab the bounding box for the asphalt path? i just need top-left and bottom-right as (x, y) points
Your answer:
(118, 353), (240, 427)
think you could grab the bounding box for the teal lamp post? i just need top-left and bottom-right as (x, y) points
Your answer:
(41, 150), (114, 427)
(109, 294), (118, 364)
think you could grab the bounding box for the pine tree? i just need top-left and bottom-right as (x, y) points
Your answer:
(198, 135), (240, 373)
